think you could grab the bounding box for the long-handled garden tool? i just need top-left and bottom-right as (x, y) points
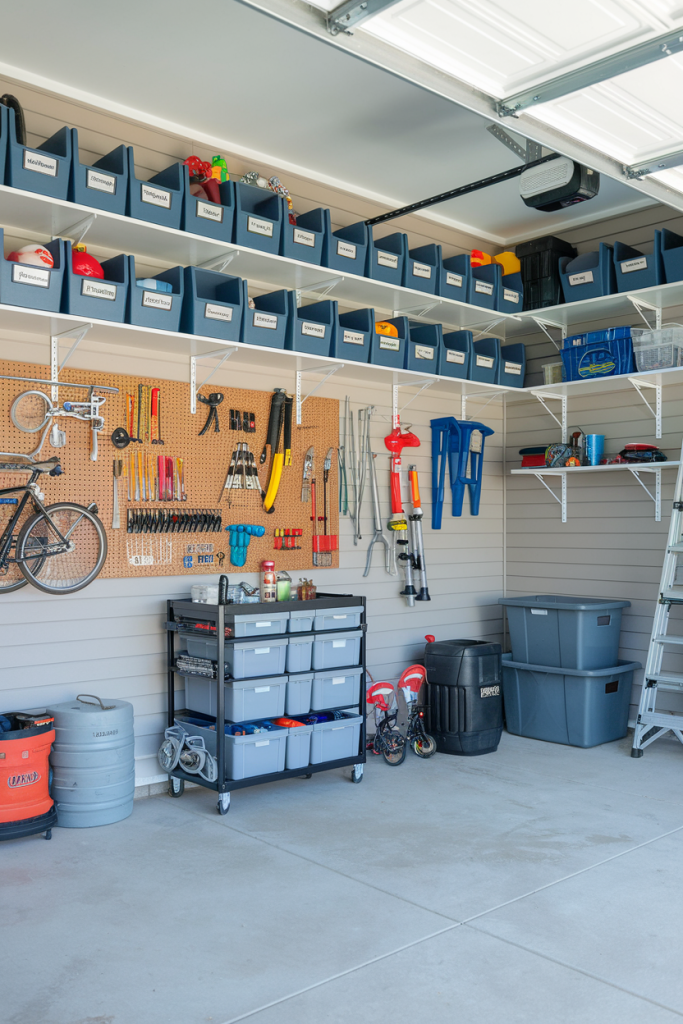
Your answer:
(364, 453), (396, 577)
(408, 465), (430, 601)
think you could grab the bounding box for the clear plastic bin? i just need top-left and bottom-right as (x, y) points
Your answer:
(632, 327), (683, 371)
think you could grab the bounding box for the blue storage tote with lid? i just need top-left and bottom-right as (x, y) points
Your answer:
(285, 293), (335, 356)
(241, 287), (288, 348)
(438, 253), (470, 304)
(496, 342), (526, 387)
(498, 272), (524, 314)
(180, 267), (244, 341)
(471, 337), (500, 383)
(0, 104), (7, 186)
(126, 150), (183, 230)
(369, 316), (409, 370)
(365, 228), (406, 286)
(332, 307), (372, 362)
(0, 230), (65, 312)
(439, 329), (472, 378)
(63, 251), (129, 323)
(126, 259), (184, 332)
(561, 335), (634, 381)
(321, 212), (368, 275)
(559, 243), (616, 302)
(5, 107), (71, 200)
(280, 207), (325, 265)
(403, 243), (439, 295)
(182, 167), (235, 242)
(233, 182), (285, 255)
(660, 228), (683, 284)
(613, 234), (664, 292)
(286, 672), (313, 715)
(406, 322), (441, 374)
(68, 131), (128, 215)
(470, 264), (500, 310)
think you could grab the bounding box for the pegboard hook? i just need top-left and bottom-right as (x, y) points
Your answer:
(190, 348), (238, 414)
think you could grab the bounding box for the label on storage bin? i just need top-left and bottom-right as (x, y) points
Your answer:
(253, 311), (277, 329)
(142, 290), (173, 310)
(254, 647), (270, 654)
(621, 256), (647, 274)
(412, 262), (432, 279)
(141, 183), (172, 209)
(379, 337), (400, 351)
(86, 168), (116, 194)
(504, 361), (522, 375)
(293, 228), (315, 247)
(255, 621), (272, 628)
(503, 288), (520, 304)
(530, 609), (548, 615)
(476, 355), (494, 368)
(446, 350), (465, 364)
(446, 272), (463, 288)
(255, 740), (269, 747)
(81, 279), (117, 301)
(196, 199), (223, 222)
(23, 149), (58, 176)
(480, 685), (500, 698)
(332, 615), (346, 619)
(247, 215), (273, 238)
(474, 280), (494, 295)
(343, 330), (364, 346)
(337, 240), (357, 259)
(332, 677), (346, 684)
(568, 270), (593, 286)
(415, 345), (434, 360)
(12, 265), (50, 288)
(205, 302), (233, 322)
(332, 640), (346, 648)
(377, 250), (399, 269)
(301, 321), (326, 338)
(254, 686), (270, 693)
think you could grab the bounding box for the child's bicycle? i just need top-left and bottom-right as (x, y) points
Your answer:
(366, 681), (406, 765)
(397, 665), (437, 758)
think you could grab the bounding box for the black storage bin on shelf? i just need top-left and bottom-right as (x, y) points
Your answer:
(425, 638), (503, 755)
(516, 235), (576, 311)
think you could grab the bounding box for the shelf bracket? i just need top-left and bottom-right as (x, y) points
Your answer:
(198, 251), (240, 273)
(628, 295), (662, 331)
(57, 212), (97, 248)
(470, 317), (507, 340)
(50, 324), (93, 402)
(296, 362), (343, 424)
(190, 347), (238, 414)
(392, 299), (439, 319)
(530, 316), (567, 351)
(460, 389), (501, 421)
(296, 277), (344, 303)
(529, 390), (568, 443)
(628, 377), (662, 438)
(629, 466), (663, 521)
(533, 471), (567, 524)
(391, 378), (436, 426)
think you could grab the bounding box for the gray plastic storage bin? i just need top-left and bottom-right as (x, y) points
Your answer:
(229, 610), (289, 637)
(313, 606), (362, 631)
(184, 675), (286, 722)
(499, 594), (630, 670)
(284, 723), (313, 769)
(288, 608), (314, 633)
(227, 638), (288, 680)
(502, 654), (640, 747)
(312, 630), (362, 671)
(286, 635), (313, 673)
(312, 666), (363, 711)
(286, 673), (313, 715)
(178, 715), (288, 780)
(309, 712), (362, 764)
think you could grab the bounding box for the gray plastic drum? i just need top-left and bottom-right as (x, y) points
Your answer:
(47, 695), (135, 828)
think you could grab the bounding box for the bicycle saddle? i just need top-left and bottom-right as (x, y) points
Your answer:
(0, 456), (61, 473)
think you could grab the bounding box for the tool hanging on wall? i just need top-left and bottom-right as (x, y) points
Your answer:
(430, 417), (495, 527)
(127, 508), (222, 533)
(151, 388), (164, 445)
(389, 515), (415, 606)
(262, 388), (293, 513)
(274, 528), (303, 550)
(197, 392), (224, 435)
(363, 453), (396, 577)
(311, 449), (338, 567)
(225, 523), (265, 566)
(301, 446), (314, 502)
(112, 459), (122, 530)
(221, 443), (260, 505)
(407, 465), (430, 602)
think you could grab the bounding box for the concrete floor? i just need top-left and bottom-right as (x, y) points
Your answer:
(4, 731), (683, 1024)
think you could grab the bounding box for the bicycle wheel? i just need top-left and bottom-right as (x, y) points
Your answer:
(11, 391), (53, 433)
(0, 499), (40, 593)
(382, 731), (406, 766)
(17, 503), (107, 594)
(412, 734), (437, 758)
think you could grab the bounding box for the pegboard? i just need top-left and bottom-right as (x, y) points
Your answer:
(0, 360), (339, 579)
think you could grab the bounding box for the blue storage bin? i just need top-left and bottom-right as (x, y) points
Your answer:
(321, 212), (368, 275)
(563, 332), (587, 349)
(470, 263), (500, 310)
(0, 104), (7, 187)
(280, 207), (325, 265)
(659, 228), (683, 284)
(438, 253), (470, 304)
(285, 293), (335, 356)
(5, 107), (71, 200)
(233, 182), (284, 255)
(68, 130), (127, 215)
(241, 287), (288, 349)
(369, 316), (409, 369)
(613, 234), (664, 292)
(471, 337), (500, 383)
(406, 322), (440, 374)
(496, 342), (526, 387)
(126, 150), (183, 229)
(439, 329), (472, 378)
(0, 230), (65, 312)
(62, 251), (129, 323)
(182, 167), (234, 243)
(561, 337), (634, 381)
(180, 267), (244, 341)
(126, 258), (183, 332)
(332, 307), (373, 362)
(365, 228), (406, 286)
(559, 243), (615, 302)
(499, 272), (523, 314)
(403, 243), (439, 295)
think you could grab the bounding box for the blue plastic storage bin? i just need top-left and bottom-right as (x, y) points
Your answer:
(5, 107), (71, 200)
(499, 272), (524, 314)
(181, 167), (234, 243)
(241, 287), (288, 349)
(126, 150), (183, 230)
(613, 234), (664, 292)
(280, 207), (325, 265)
(63, 251), (129, 323)
(559, 243), (615, 302)
(285, 294), (335, 356)
(439, 329), (472, 378)
(403, 243), (439, 295)
(369, 316), (409, 370)
(470, 264), (500, 310)
(233, 182), (284, 255)
(0, 104), (7, 187)
(320, 212), (368, 275)
(406, 322), (441, 374)
(561, 337), (634, 381)
(660, 228), (683, 284)
(365, 228), (406, 286)
(496, 342), (526, 387)
(68, 130), (128, 215)
(0, 230), (65, 312)
(180, 267), (244, 341)
(332, 307), (373, 362)
(126, 258), (183, 332)
(438, 253), (470, 304)
(471, 337), (500, 383)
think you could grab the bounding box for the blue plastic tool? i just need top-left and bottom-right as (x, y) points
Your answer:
(430, 417), (495, 528)
(225, 523), (265, 566)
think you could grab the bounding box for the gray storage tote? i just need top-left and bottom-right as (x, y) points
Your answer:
(311, 666), (363, 711)
(288, 608), (314, 633)
(312, 629), (362, 670)
(286, 673), (313, 715)
(286, 635), (313, 673)
(184, 675), (286, 722)
(309, 712), (362, 764)
(177, 715), (287, 780)
(313, 606), (362, 631)
(284, 722), (313, 769)
(227, 637), (288, 679)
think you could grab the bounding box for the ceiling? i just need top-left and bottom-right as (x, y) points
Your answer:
(0, 0), (662, 245)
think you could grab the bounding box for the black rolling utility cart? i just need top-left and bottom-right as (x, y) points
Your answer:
(164, 594), (367, 814)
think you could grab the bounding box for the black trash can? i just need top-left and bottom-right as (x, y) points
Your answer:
(425, 639), (503, 755)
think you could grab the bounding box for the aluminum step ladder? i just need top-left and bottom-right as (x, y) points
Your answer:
(632, 450), (683, 757)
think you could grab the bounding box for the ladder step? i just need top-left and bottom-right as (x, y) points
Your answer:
(649, 673), (683, 687)
(669, 544), (683, 552)
(661, 590), (683, 603)
(653, 635), (683, 645)
(638, 711), (683, 729)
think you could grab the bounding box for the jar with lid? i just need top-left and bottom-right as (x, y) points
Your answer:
(260, 560), (277, 603)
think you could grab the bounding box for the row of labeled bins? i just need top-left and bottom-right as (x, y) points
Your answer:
(182, 603), (361, 639)
(560, 325), (638, 381)
(183, 629), (362, 678)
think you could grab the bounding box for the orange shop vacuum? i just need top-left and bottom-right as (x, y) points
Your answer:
(0, 710), (57, 841)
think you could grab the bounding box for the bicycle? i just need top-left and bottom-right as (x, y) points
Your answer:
(398, 665), (437, 758)
(366, 681), (406, 765)
(0, 456), (107, 595)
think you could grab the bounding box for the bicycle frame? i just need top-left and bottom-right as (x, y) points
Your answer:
(0, 474), (73, 567)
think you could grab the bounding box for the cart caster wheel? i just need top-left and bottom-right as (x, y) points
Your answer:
(217, 793), (231, 815)
(169, 777), (184, 798)
(44, 829), (52, 840)
(303, 773), (313, 779)
(351, 764), (364, 784)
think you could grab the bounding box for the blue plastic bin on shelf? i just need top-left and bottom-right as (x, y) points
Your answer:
(496, 342), (526, 387)
(613, 234), (664, 292)
(233, 182), (284, 255)
(285, 294), (335, 356)
(365, 228), (406, 286)
(280, 207), (325, 265)
(660, 228), (683, 284)
(180, 268), (244, 341)
(369, 316), (409, 370)
(471, 337), (500, 383)
(0, 230), (64, 312)
(0, 104), (7, 186)
(559, 243), (615, 302)
(438, 253), (470, 304)
(63, 252), (129, 323)
(181, 167), (234, 242)
(332, 307), (373, 362)
(126, 259), (183, 332)
(126, 151), (183, 230)
(499, 272), (524, 314)
(5, 107), (71, 200)
(321, 212), (368, 275)
(241, 288), (288, 348)
(439, 329), (472, 379)
(561, 336), (634, 381)
(68, 130), (127, 215)
(403, 243), (439, 295)
(470, 264), (500, 310)
(406, 322), (441, 374)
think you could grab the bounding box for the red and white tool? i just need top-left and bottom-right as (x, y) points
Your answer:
(384, 417), (420, 516)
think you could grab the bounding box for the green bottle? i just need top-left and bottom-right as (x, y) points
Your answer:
(211, 155), (228, 182)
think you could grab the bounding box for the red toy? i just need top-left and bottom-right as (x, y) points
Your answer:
(7, 243), (54, 268)
(71, 247), (104, 278)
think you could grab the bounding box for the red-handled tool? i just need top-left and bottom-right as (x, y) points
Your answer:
(384, 423), (420, 514)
